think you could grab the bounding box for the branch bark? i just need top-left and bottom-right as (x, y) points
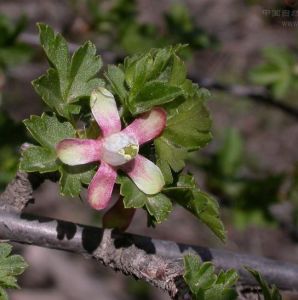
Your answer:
(0, 209), (189, 299)
(0, 209), (297, 293)
(1, 170), (298, 295)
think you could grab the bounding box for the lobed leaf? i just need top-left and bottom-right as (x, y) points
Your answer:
(105, 65), (128, 105)
(19, 113), (75, 173)
(59, 164), (96, 197)
(164, 174), (226, 241)
(129, 81), (183, 114)
(20, 114), (94, 196)
(246, 267), (282, 300)
(155, 137), (187, 184)
(0, 243), (28, 295)
(109, 46), (188, 116)
(118, 176), (172, 223)
(183, 254), (238, 300)
(32, 24), (103, 119)
(250, 47), (298, 99)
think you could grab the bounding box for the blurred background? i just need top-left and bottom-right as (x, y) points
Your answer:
(0, 0), (298, 299)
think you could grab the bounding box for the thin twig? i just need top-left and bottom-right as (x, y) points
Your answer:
(0, 209), (297, 292)
(0, 209), (189, 299)
(194, 76), (298, 120)
(1, 171), (298, 293)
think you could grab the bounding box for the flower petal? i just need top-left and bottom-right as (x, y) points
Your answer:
(121, 154), (165, 194)
(88, 162), (117, 210)
(122, 107), (166, 145)
(56, 139), (102, 166)
(90, 87), (121, 137)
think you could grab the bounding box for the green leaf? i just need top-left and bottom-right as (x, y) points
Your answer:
(123, 48), (174, 89)
(0, 243), (28, 293)
(23, 114), (75, 148)
(169, 54), (187, 85)
(118, 175), (147, 208)
(164, 174), (226, 241)
(32, 23), (103, 119)
(117, 46), (189, 115)
(145, 193), (173, 223)
(129, 81), (183, 114)
(183, 254), (238, 300)
(0, 275), (18, 290)
(118, 176), (172, 223)
(67, 41), (103, 102)
(147, 48), (173, 80)
(0, 287), (8, 300)
(0, 245), (11, 259)
(20, 113), (75, 173)
(250, 47), (297, 99)
(216, 270), (239, 288)
(154, 137), (187, 184)
(164, 98), (212, 150)
(246, 267), (282, 300)
(19, 146), (57, 172)
(125, 53), (153, 91)
(184, 256), (216, 294)
(20, 114), (93, 197)
(105, 65), (128, 104)
(59, 164), (96, 197)
(155, 96), (212, 184)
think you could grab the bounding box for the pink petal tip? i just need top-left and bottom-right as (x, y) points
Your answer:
(56, 138), (102, 166)
(87, 162), (117, 210)
(122, 107), (167, 145)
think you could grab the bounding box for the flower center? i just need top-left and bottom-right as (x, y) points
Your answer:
(102, 132), (139, 166)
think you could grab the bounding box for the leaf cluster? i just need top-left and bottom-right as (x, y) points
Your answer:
(183, 254), (239, 300)
(105, 46), (212, 183)
(183, 255), (283, 300)
(0, 243), (28, 300)
(246, 267), (282, 300)
(20, 24), (100, 196)
(106, 46), (221, 238)
(20, 24), (223, 240)
(250, 47), (298, 99)
(32, 23), (103, 119)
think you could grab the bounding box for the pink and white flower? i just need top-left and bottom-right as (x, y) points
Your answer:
(56, 88), (166, 210)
